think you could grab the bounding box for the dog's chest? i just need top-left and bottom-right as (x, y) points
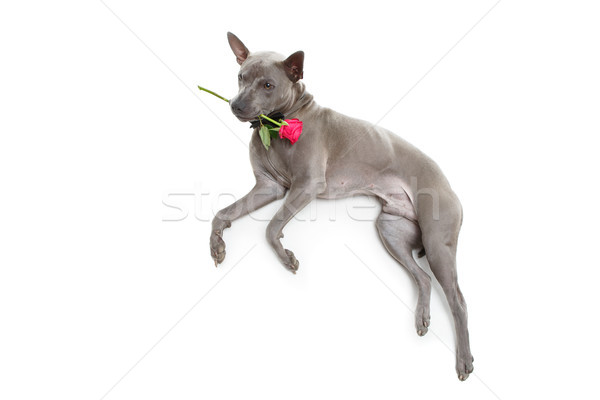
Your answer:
(254, 135), (293, 187)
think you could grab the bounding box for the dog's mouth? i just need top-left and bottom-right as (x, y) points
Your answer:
(232, 110), (264, 123)
(233, 114), (255, 122)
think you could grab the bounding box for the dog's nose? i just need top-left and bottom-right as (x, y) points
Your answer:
(230, 100), (246, 114)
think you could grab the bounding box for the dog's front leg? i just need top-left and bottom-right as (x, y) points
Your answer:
(211, 178), (286, 266)
(265, 181), (325, 273)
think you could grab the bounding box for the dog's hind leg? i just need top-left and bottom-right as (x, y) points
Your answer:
(417, 190), (474, 381)
(375, 211), (432, 336)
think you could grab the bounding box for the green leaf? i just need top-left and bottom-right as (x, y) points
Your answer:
(268, 127), (280, 139)
(259, 125), (271, 150)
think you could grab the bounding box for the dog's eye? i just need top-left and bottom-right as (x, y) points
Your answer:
(264, 82), (273, 90)
(238, 74), (243, 81)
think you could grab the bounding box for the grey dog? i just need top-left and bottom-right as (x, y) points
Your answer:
(209, 32), (474, 380)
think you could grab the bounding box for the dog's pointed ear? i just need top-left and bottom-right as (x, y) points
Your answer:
(227, 32), (250, 65)
(283, 51), (304, 82)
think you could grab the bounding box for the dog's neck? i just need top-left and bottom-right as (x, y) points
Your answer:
(280, 82), (314, 119)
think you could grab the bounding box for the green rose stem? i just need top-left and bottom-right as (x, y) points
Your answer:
(197, 85), (230, 103)
(197, 84), (294, 151)
(259, 114), (288, 126)
(197, 85), (288, 127)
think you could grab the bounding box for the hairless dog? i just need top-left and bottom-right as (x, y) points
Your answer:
(210, 32), (474, 380)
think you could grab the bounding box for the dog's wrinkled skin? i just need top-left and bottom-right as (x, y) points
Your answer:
(210, 32), (474, 380)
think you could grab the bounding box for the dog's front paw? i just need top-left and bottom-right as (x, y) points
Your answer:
(210, 231), (226, 266)
(456, 354), (475, 381)
(415, 303), (431, 337)
(283, 249), (299, 274)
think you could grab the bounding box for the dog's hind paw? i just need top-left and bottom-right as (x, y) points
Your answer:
(284, 249), (299, 274)
(210, 231), (226, 266)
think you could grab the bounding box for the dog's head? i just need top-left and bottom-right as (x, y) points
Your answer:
(227, 32), (304, 122)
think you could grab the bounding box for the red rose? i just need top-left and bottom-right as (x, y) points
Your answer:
(278, 119), (303, 144)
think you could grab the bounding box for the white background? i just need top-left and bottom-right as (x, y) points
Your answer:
(1, 1), (599, 399)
